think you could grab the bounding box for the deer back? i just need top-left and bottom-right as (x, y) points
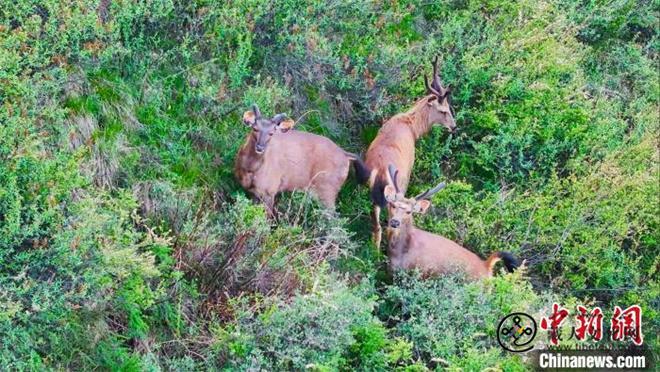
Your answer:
(397, 227), (491, 279)
(365, 117), (417, 203)
(236, 130), (351, 195)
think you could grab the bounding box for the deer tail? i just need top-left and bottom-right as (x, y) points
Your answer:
(344, 151), (370, 185)
(369, 169), (388, 208)
(486, 251), (519, 275)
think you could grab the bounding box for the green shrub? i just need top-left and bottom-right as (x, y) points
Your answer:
(1, 0), (656, 368)
(381, 271), (548, 370)
(225, 275), (393, 370)
(0, 191), (169, 369)
(177, 193), (358, 303)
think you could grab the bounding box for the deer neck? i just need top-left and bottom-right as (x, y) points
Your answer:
(237, 134), (265, 172)
(387, 221), (414, 261)
(405, 97), (434, 139)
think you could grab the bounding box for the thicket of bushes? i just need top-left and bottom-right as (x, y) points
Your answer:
(1, 0), (657, 370)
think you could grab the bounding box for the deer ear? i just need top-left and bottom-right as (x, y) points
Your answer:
(384, 185), (397, 202)
(414, 199), (431, 214)
(426, 95), (438, 105)
(243, 110), (256, 125)
(277, 118), (296, 132)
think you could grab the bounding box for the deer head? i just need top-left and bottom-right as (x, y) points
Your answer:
(242, 104), (295, 154)
(383, 164), (446, 230)
(423, 56), (456, 132)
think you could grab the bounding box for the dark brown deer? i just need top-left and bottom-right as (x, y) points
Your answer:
(382, 165), (519, 279)
(235, 105), (367, 216)
(362, 56), (456, 249)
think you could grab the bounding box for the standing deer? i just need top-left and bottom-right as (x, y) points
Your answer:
(383, 165), (519, 279)
(362, 56), (456, 249)
(235, 104), (367, 216)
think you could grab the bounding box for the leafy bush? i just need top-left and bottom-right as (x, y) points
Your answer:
(223, 276), (384, 370)
(174, 193), (357, 304)
(0, 191), (168, 369)
(381, 270), (549, 370)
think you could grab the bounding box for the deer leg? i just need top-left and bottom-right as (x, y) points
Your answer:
(259, 193), (277, 219)
(317, 189), (337, 210)
(371, 204), (382, 251)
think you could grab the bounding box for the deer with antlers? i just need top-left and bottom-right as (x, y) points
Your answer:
(383, 164), (519, 279)
(235, 105), (368, 216)
(362, 56), (456, 249)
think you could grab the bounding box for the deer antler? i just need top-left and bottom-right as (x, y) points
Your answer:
(425, 55), (447, 97)
(252, 104), (262, 119)
(431, 55), (443, 93)
(424, 75), (441, 97)
(387, 164), (400, 194)
(271, 113), (287, 124)
(415, 181), (446, 200)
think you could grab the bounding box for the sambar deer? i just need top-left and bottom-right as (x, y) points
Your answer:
(363, 56), (456, 249)
(383, 165), (519, 279)
(235, 104), (367, 216)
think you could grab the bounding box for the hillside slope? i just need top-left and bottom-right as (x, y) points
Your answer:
(1, 0), (657, 369)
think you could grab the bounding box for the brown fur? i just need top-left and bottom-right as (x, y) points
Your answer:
(383, 182), (517, 280)
(388, 225), (497, 280)
(235, 128), (356, 215)
(365, 95), (456, 249)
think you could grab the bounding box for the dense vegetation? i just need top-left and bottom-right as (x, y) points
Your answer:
(1, 0), (657, 370)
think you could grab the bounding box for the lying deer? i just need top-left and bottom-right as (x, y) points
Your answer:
(383, 165), (519, 279)
(235, 105), (367, 216)
(363, 56), (456, 249)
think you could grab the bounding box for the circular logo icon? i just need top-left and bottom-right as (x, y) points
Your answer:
(497, 312), (537, 352)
